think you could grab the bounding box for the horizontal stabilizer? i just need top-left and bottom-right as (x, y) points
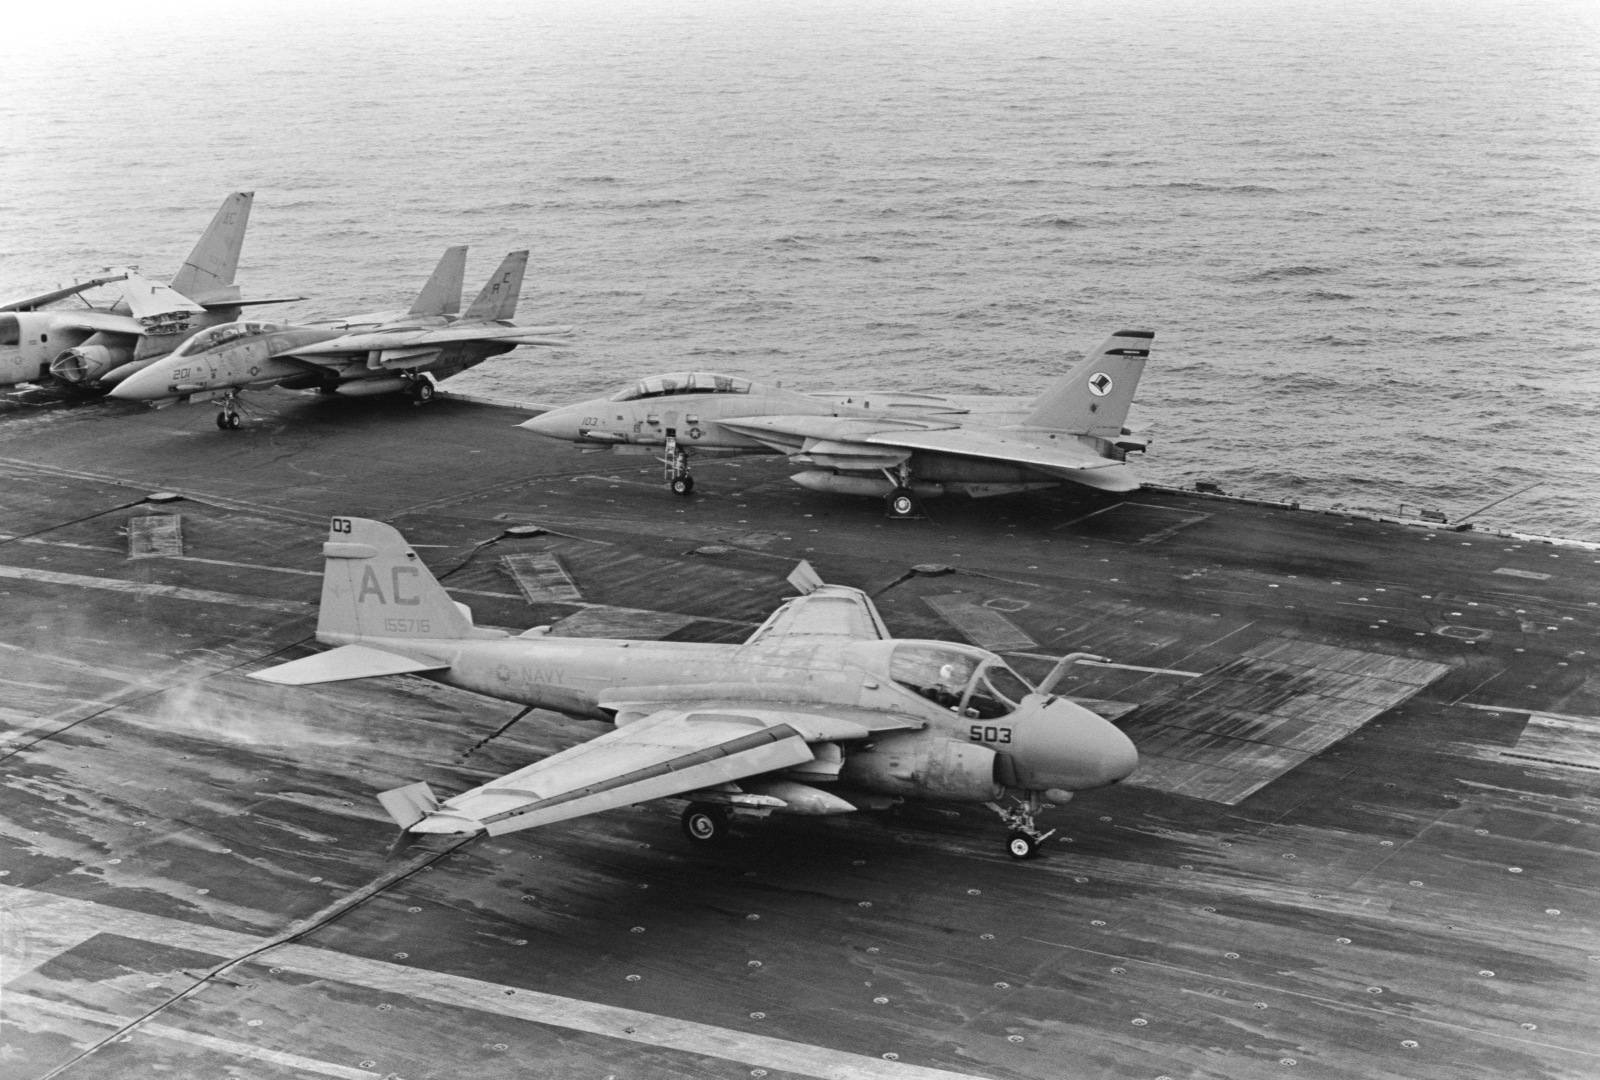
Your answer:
(222, 295), (307, 309)
(496, 335), (575, 347)
(249, 643), (447, 685)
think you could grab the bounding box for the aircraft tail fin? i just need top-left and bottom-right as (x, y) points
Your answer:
(408, 246), (467, 317)
(461, 250), (528, 322)
(169, 192), (253, 303)
(314, 516), (479, 643)
(1021, 330), (1153, 437)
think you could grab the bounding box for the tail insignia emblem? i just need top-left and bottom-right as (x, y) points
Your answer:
(1088, 373), (1113, 397)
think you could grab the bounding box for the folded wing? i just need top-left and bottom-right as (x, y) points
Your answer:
(717, 414), (1138, 490)
(405, 708), (822, 836)
(280, 323), (575, 359)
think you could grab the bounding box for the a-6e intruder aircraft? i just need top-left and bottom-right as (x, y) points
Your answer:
(252, 516), (1139, 859)
(0, 192), (300, 390)
(521, 329), (1154, 517)
(111, 249), (572, 428)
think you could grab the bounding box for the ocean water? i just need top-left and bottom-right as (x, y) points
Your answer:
(3, 0), (1597, 538)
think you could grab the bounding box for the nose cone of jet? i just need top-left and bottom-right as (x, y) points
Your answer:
(1086, 721), (1139, 786)
(519, 406), (582, 440)
(1014, 697), (1139, 792)
(109, 359), (174, 401)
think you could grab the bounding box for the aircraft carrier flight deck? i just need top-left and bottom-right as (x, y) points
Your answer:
(1, 389), (1596, 1080)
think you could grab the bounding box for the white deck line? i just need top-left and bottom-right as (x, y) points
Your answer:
(0, 884), (992, 1080)
(8, 994), (382, 1079)
(0, 564), (312, 614)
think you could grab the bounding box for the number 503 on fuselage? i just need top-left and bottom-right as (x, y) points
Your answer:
(252, 516), (1138, 859)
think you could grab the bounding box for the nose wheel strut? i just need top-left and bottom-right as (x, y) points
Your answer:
(214, 392), (244, 431)
(986, 795), (1056, 860)
(664, 436), (694, 495)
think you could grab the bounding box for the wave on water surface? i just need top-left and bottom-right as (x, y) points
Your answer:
(1, 0), (1596, 539)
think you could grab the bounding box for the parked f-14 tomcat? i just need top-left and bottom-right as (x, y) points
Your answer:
(111, 249), (572, 428)
(520, 329), (1154, 516)
(0, 192), (299, 390)
(251, 516), (1139, 859)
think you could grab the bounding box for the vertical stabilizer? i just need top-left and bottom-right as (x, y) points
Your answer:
(461, 250), (528, 322)
(408, 246), (467, 317)
(1020, 330), (1153, 437)
(317, 516), (476, 643)
(170, 192), (253, 304)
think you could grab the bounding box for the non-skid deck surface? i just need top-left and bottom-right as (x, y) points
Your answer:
(0, 389), (1596, 1080)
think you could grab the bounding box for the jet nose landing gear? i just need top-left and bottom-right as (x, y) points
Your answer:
(214, 392), (244, 430)
(664, 435), (695, 496)
(987, 794), (1057, 860)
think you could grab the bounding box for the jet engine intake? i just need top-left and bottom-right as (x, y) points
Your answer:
(840, 732), (1003, 803)
(50, 343), (134, 384)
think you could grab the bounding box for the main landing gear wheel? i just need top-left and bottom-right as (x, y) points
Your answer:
(671, 475), (695, 496)
(216, 411), (242, 430)
(681, 802), (730, 845)
(409, 379), (434, 403)
(886, 486), (918, 518)
(1007, 831), (1041, 860)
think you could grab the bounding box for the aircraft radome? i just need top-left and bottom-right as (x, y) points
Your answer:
(111, 249), (573, 428)
(520, 329), (1154, 516)
(0, 192), (301, 391)
(251, 516), (1140, 860)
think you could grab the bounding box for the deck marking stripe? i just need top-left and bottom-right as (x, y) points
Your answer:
(9, 994), (382, 1078)
(1025, 935), (1595, 1058)
(0, 886), (990, 1080)
(0, 564), (313, 614)
(1457, 702), (1600, 724)
(0, 455), (328, 525)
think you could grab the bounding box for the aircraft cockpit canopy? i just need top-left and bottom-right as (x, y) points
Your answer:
(609, 372), (753, 402)
(889, 643), (1035, 719)
(173, 321), (282, 357)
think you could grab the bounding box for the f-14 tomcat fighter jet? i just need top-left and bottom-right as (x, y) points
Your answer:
(111, 249), (572, 428)
(520, 329), (1153, 517)
(251, 517), (1138, 859)
(0, 192), (299, 389)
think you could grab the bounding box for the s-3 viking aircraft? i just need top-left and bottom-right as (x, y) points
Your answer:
(111, 249), (572, 428)
(251, 516), (1139, 859)
(520, 329), (1154, 517)
(0, 192), (300, 390)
